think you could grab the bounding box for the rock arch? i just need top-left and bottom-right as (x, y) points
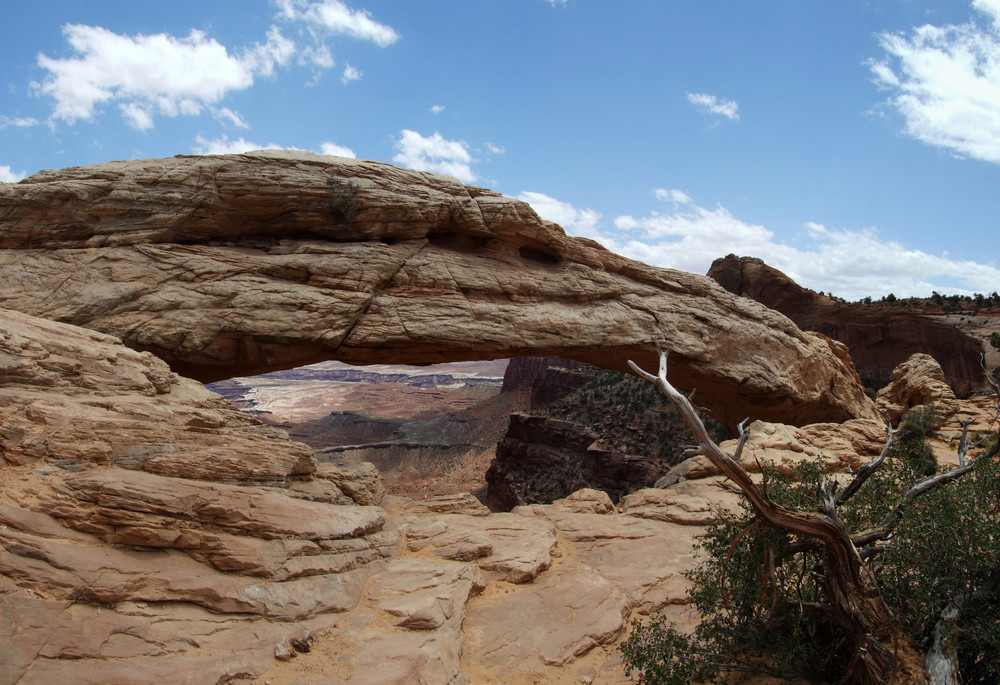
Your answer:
(0, 151), (877, 431)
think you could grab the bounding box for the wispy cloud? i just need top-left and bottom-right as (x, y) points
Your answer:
(0, 165), (27, 183)
(34, 24), (294, 130)
(614, 197), (1000, 299)
(686, 92), (740, 120)
(653, 188), (692, 204)
(0, 116), (38, 129)
(213, 107), (250, 129)
(320, 141), (356, 158)
(276, 0), (399, 47)
(341, 64), (361, 83)
(430, 104), (445, 114)
(192, 135), (355, 159)
(392, 129), (476, 182)
(869, 0), (1000, 163)
(192, 135), (283, 155)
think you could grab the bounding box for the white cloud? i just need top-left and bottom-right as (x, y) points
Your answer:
(341, 63), (361, 83)
(320, 141), (356, 158)
(869, 1), (1000, 163)
(119, 102), (154, 131)
(0, 116), (38, 128)
(512, 187), (1000, 298)
(610, 196), (1000, 299)
(392, 129), (476, 182)
(0, 165), (27, 183)
(193, 135), (357, 159)
(35, 24), (294, 130)
(213, 107), (251, 129)
(192, 135), (284, 155)
(277, 0), (399, 46)
(301, 44), (335, 69)
(653, 188), (692, 204)
(485, 142), (505, 155)
(686, 92), (740, 120)
(517, 191), (602, 239)
(430, 104), (445, 114)
(242, 26), (297, 78)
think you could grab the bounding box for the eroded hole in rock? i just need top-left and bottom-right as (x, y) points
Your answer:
(427, 231), (489, 252)
(209, 358), (511, 501)
(518, 245), (561, 265)
(208, 356), (726, 510)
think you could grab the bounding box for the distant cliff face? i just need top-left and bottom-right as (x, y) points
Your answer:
(0, 151), (878, 429)
(485, 412), (662, 510)
(708, 255), (987, 396)
(499, 356), (594, 407)
(484, 363), (729, 510)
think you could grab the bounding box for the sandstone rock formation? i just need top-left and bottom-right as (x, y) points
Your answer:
(0, 306), (709, 683)
(0, 308), (393, 683)
(483, 363), (731, 510)
(499, 356), (594, 406)
(0, 152), (877, 429)
(708, 254), (986, 396)
(876, 352), (960, 425)
(2, 307), (991, 684)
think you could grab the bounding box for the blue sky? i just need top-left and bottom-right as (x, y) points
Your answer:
(2, 0), (1000, 300)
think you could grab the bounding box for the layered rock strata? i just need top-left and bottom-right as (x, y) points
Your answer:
(0, 308), (392, 683)
(2, 309), (992, 683)
(0, 151), (877, 429)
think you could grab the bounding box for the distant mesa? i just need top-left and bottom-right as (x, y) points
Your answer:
(708, 254), (988, 396)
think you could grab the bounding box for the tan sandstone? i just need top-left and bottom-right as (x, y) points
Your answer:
(3, 305), (987, 683)
(0, 151), (878, 430)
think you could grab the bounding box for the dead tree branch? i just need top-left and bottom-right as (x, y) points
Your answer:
(629, 345), (897, 684)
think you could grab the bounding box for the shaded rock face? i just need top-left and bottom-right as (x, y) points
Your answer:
(0, 151), (877, 430)
(485, 413), (660, 511)
(708, 254), (985, 396)
(499, 355), (593, 402)
(485, 365), (729, 510)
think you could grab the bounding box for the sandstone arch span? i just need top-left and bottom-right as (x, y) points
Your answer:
(0, 151), (877, 431)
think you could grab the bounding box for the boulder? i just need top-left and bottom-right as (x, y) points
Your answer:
(0, 152), (877, 430)
(654, 416), (889, 487)
(876, 352), (960, 424)
(463, 566), (630, 673)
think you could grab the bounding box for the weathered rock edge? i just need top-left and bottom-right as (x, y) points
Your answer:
(0, 150), (877, 429)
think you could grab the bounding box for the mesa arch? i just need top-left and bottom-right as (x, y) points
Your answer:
(0, 150), (878, 431)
